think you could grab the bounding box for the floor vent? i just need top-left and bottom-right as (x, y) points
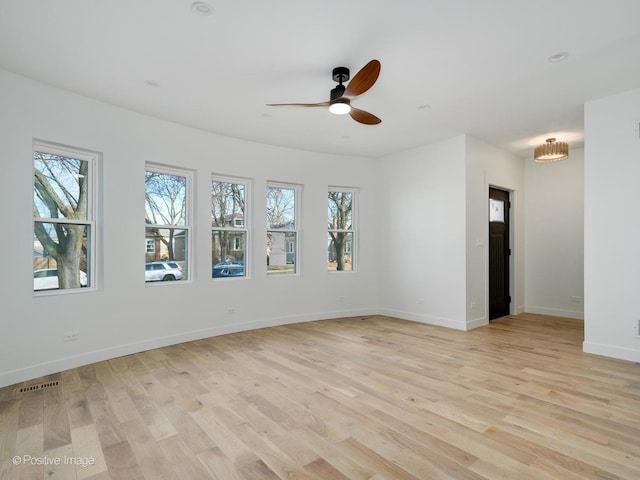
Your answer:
(14, 380), (60, 395)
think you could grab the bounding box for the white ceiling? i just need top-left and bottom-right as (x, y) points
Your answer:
(1, 0), (640, 159)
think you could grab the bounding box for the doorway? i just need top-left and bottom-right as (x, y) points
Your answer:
(489, 187), (510, 320)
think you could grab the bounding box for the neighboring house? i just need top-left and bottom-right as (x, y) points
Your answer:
(212, 214), (245, 265)
(267, 220), (295, 266)
(145, 229), (187, 263)
(267, 232), (287, 266)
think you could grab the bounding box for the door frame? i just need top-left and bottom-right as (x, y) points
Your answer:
(487, 185), (514, 320)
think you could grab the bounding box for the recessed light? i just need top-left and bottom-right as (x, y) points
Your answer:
(191, 2), (214, 16)
(548, 52), (569, 63)
(144, 80), (160, 88)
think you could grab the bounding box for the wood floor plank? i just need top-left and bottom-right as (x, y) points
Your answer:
(188, 405), (258, 468)
(158, 400), (217, 454)
(44, 443), (77, 480)
(197, 446), (245, 480)
(69, 423), (108, 480)
(0, 399), (21, 461)
(102, 440), (145, 480)
(120, 417), (179, 480)
(157, 435), (215, 480)
(13, 423), (44, 480)
(304, 457), (350, 480)
(1, 313), (639, 479)
(336, 436), (422, 480)
(43, 383), (71, 451)
(292, 424), (377, 480)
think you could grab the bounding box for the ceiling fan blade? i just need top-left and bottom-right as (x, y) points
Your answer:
(349, 107), (381, 125)
(266, 101), (330, 107)
(344, 59), (381, 97)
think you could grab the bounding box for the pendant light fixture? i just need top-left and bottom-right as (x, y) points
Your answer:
(534, 138), (569, 163)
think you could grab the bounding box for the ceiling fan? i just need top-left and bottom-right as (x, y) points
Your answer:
(267, 59), (382, 125)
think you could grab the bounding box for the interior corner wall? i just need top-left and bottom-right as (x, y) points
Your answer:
(377, 136), (468, 329)
(524, 148), (584, 319)
(584, 88), (640, 362)
(465, 136), (525, 326)
(0, 68), (381, 388)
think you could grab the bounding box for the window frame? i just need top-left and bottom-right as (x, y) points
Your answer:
(266, 181), (301, 276)
(33, 141), (97, 295)
(144, 163), (193, 285)
(327, 186), (357, 273)
(211, 174), (250, 280)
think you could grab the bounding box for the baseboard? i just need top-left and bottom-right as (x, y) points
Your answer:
(0, 308), (377, 389)
(583, 341), (640, 363)
(377, 308), (468, 331)
(524, 306), (584, 320)
(466, 316), (489, 330)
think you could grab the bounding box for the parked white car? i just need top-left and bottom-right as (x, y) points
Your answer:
(145, 261), (183, 282)
(33, 268), (87, 290)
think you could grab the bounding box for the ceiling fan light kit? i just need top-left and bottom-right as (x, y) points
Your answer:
(267, 59), (381, 125)
(329, 99), (351, 115)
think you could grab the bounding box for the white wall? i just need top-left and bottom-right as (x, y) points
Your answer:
(0, 69), (380, 388)
(377, 136), (468, 329)
(584, 88), (640, 362)
(466, 137), (525, 325)
(525, 148), (584, 319)
(377, 135), (524, 330)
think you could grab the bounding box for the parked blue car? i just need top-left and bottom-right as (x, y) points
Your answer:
(212, 261), (245, 278)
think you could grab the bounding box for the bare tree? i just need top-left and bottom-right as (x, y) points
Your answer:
(211, 181), (245, 264)
(266, 187), (296, 268)
(328, 191), (352, 271)
(266, 187), (294, 229)
(145, 171), (186, 260)
(33, 153), (88, 289)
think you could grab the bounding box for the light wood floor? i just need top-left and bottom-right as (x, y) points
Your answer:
(1, 313), (639, 480)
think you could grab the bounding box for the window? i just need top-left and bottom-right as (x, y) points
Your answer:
(145, 165), (191, 283)
(33, 142), (96, 293)
(211, 176), (248, 279)
(328, 188), (356, 272)
(267, 182), (299, 275)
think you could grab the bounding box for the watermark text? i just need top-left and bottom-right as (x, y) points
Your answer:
(12, 455), (95, 468)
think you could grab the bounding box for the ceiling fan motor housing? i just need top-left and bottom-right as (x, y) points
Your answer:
(332, 66), (350, 83)
(330, 85), (346, 101)
(331, 67), (349, 102)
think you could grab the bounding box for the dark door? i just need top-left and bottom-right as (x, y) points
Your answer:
(489, 188), (510, 320)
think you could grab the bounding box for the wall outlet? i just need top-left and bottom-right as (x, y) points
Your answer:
(417, 298), (425, 304)
(63, 331), (79, 342)
(570, 296), (583, 302)
(338, 296), (345, 302)
(227, 307), (236, 314)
